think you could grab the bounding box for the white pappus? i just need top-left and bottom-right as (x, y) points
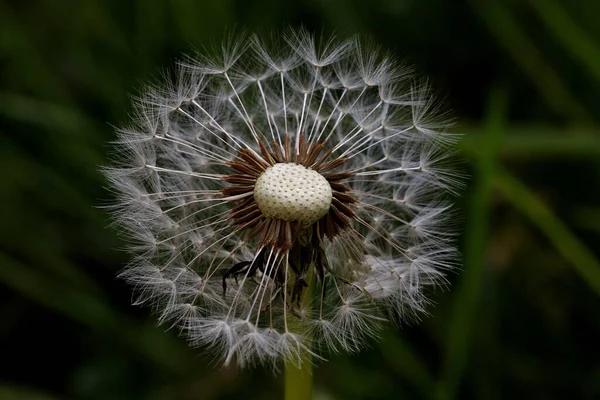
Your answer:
(104, 30), (463, 369)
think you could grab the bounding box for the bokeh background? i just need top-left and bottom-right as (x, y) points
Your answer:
(2, 0), (600, 399)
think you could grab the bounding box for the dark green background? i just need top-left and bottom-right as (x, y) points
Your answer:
(2, 0), (600, 399)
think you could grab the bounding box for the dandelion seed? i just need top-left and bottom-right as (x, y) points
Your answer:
(104, 29), (463, 368)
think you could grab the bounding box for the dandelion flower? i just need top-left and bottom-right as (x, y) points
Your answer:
(105, 30), (462, 368)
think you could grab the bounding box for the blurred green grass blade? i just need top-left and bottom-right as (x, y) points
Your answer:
(0, 253), (117, 337)
(572, 206), (600, 234)
(316, 0), (366, 33)
(460, 126), (600, 157)
(496, 170), (600, 297)
(379, 330), (435, 400)
(135, 0), (167, 60)
(0, 4), (68, 99)
(437, 88), (507, 400)
(529, 0), (600, 83)
(83, 0), (131, 54)
(0, 252), (189, 371)
(469, 0), (591, 124)
(170, 0), (232, 45)
(0, 385), (63, 400)
(0, 93), (96, 134)
(0, 93), (105, 183)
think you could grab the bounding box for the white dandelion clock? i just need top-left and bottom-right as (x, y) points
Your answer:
(105, 30), (462, 368)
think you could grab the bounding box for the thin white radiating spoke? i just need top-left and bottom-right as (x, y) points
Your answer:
(173, 208), (231, 227)
(307, 87), (328, 143)
(170, 200), (232, 225)
(223, 72), (261, 145)
(314, 88), (347, 143)
(201, 240), (246, 284)
(245, 248), (275, 321)
(183, 230), (245, 285)
(358, 202), (410, 225)
(157, 134), (230, 163)
(226, 247), (265, 319)
(161, 192), (252, 214)
(296, 66), (320, 149)
(254, 253), (282, 325)
(281, 72), (288, 135)
(145, 165), (225, 180)
(354, 216), (410, 258)
(331, 101), (382, 153)
(158, 219), (231, 245)
(354, 165), (421, 176)
(337, 129), (371, 158)
(344, 124), (415, 160)
(144, 189), (220, 198)
(295, 91), (307, 154)
(177, 106), (242, 152)
(345, 159), (388, 173)
(283, 252), (289, 332)
(323, 86), (367, 144)
(257, 80), (283, 152)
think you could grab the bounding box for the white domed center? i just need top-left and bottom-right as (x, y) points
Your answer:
(254, 163), (332, 225)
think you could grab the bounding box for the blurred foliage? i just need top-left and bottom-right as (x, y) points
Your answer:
(1, 0), (600, 399)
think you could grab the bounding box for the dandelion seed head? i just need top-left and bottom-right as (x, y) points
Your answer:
(104, 29), (463, 368)
(254, 163), (332, 225)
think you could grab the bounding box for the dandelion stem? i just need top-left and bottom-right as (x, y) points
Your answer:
(284, 354), (313, 400)
(284, 262), (314, 400)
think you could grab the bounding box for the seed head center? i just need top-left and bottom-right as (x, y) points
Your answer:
(254, 163), (332, 225)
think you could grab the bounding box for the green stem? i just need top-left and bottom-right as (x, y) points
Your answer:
(284, 262), (315, 400)
(284, 353), (313, 400)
